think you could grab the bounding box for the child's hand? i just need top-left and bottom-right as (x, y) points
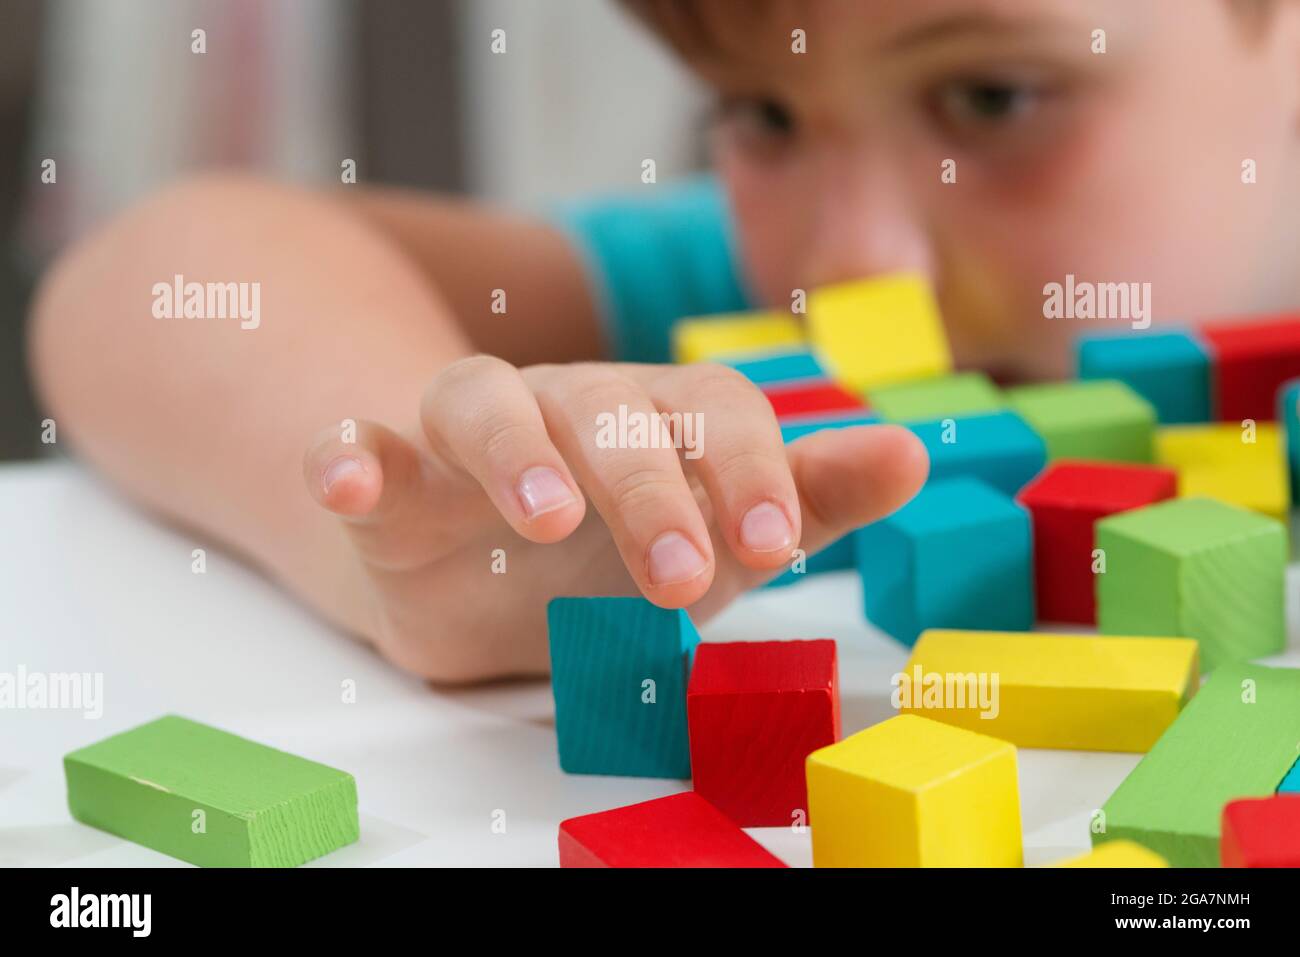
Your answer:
(303, 357), (927, 681)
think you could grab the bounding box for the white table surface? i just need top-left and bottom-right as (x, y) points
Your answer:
(2, 459), (1297, 868)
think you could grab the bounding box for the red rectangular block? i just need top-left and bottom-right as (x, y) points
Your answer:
(558, 791), (787, 867)
(1200, 313), (1300, 422)
(1017, 461), (1177, 624)
(687, 639), (840, 827)
(764, 381), (866, 420)
(1220, 795), (1300, 867)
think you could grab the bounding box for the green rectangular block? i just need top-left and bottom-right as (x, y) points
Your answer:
(866, 371), (1003, 422)
(1096, 664), (1300, 866)
(1006, 379), (1155, 462)
(1096, 497), (1286, 670)
(64, 715), (359, 867)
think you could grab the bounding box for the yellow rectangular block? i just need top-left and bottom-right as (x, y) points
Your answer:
(805, 714), (1021, 867)
(807, 273), (951, 391)
(1155, 423), (1289, 522)
(900, 630), (1199, 753)
(670, 311), (804, 364)
(1051, 840), (1169, 868)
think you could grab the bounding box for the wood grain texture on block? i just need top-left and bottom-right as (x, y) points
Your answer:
(671, 311), (804, 364)
(558, 791), (787, 867)
(1096, 497), (1286, 670)
(1005, 379), (1156, 463)
(687, 640), (840, 826)
(1096, 664), (1300, 867)
(1220, 795), (1300, 867)
(867, 371), (1003, 423)
(807, 273), (951, 391)
(1155, 423), (1289, 521)
(548, 597), (699, 778)
(64, 715), (359, 867)
(806, 714), (1022, 867)
(901, 629), (1198, 752)
(1051, 841), (1169, 868)
(1200, 312), (1300, 422)
(1016, 461), (1177, 623)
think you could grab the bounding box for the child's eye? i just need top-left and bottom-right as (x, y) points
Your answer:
(712, 96), (798, 157)
(928, 79), (1044, 135)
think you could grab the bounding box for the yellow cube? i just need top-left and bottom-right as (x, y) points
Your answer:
(1051, 840), (1169, 868)
(670, 311), (804, 364)
(900, 630), (1199, 752)
(1155, 423), (1289, 521)
(807, 273), (951, 391)
(805, 714), (1022, 867)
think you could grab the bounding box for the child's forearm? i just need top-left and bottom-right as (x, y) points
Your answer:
(28, 173), (477, 637)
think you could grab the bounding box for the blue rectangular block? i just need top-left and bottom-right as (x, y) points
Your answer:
(1077, 329), (1212, 424)
(547, 597), (698, 778)
(724, 348), (826, 386)
(907, 411), (1046, 496)
(855, 478), (1035, 646)
(780, 411), (879, 444)
(1279, 379), (1300, 503)
(1279, 755), (1300, 794)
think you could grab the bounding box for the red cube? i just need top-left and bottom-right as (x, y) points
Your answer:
(1221, 794), (1300, 867)
(558, 792), (787, 867)
(764, 381), (866, 420)
(1200, 313), (1300, 422)
(1017, 461), (1178, 624)
(687, 639), (840, 827)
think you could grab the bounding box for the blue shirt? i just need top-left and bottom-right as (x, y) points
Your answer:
(548, 177), (753, 363)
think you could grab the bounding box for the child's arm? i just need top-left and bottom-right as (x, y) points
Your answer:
(30, 173), (927, 681)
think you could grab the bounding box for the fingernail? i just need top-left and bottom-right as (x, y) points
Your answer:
(740, 501), (794, 552)
(323, 456), (365, 495)
(517, 466), (576, 518)
(647, 531), (708, 586)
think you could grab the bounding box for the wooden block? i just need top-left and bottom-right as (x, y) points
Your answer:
(687, 640), (840, 826)
(558, 791), (787, 867)
(764, 381), (867, 420)
(1200, 312), (1300, 422)
(1279, 757), (1300, 794)
(1076, 329), (1212, 424)
(1280, 379), (1300, 502)
(806, 714), (1022, 867)
(671, 310), (803, 364)
(1051, 841), (1169, 868)
(907, 410), (1047, 496)
(901, 629), (1199, 752)
(856, 478), (1033, 646)
(1016, 461), (1178, 623)
(807, 273), (952, 391)
(1096, 497), (1286, 671)
(1096, 663), (1300, 866)
(779, 411), (879, 444)
(1221, 795), (1300, 868)
(1155, 423), (1289, 522)
(724, 348), (825, 385)
(1005, 380), (1156, 463)
(867, 371), (1003, 423)
(64, 715), (358, 867)
(547, 597), (699, 778)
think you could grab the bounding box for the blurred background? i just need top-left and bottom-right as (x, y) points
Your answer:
(0, 0), (709, 461)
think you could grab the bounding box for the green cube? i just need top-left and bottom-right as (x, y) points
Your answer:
(1005, 379), (1155, 462)
(866, 371), (1003, 422)
(65, 715), (359, 867)
(1096, 497), (1286, 670)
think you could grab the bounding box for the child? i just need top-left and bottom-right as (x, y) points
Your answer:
(28, 0), (1300, 681)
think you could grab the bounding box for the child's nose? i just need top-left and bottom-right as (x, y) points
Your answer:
(800, 148), (937, 292)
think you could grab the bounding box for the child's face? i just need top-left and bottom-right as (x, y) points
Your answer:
(681, 0), (1300, 379)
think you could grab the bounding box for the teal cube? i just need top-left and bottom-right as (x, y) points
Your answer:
(855, 478), (1034, 646)
(907, 411), (1047, 496)
(1077, 329), (1212, 424)
(547, 597), (698, 778)
(1280, 379), (1300, 502)
(724, 348), (825, 386)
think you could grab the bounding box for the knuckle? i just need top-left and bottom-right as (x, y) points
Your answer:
(430, 354), (512, 399)
(608, 465), (685, 517)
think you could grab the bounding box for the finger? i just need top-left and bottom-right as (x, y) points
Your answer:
(303, 419), (473, 569)
(420, 355), (586, 544)
(527, 364), (716, 607)
(784, 424), (929, 560)
(631, 363), (800, 571)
